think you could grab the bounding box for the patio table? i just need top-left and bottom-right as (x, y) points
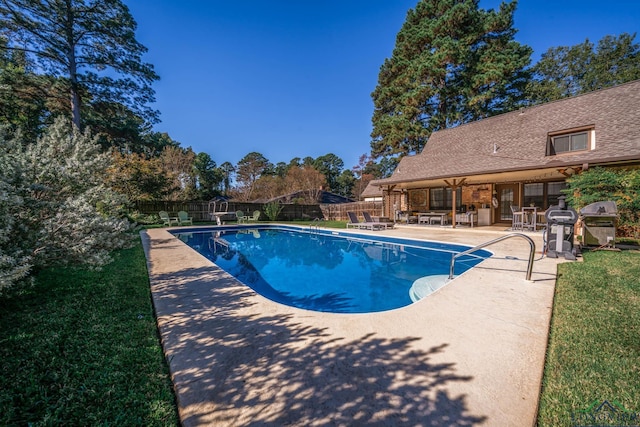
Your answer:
(418, 212), (448, 225)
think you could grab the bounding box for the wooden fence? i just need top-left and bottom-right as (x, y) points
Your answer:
(134, 200), (384, 223)
(320, 201), (384, 221)
(133, 200), (323, 222)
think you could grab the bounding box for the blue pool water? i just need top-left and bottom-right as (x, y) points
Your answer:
(173, 226), (491, 313)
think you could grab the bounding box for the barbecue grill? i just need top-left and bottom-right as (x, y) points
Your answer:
(544, 196), (578, 260)
(579, 201), (618, 247)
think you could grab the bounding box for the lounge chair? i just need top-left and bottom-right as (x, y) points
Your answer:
(346, 211), (386, 231)
(247, 210), (261, 222)
(159, 211), (177, 226)
(177, 211), (193, 226)
(362, 212), (394, 229)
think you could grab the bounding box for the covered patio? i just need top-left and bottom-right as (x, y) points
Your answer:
(377, 166), (574, 229)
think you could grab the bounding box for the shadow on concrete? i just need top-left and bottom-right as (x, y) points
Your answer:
(150, 265), (488, 426)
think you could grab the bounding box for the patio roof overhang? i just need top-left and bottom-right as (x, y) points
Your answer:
(376, 166), (576, 191)
(374, 156), (640, 192)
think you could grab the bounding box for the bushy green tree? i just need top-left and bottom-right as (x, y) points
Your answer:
(335, 169), (356, 198)
(106, 151), (168, 201)
(370, 0), (531, 160)
(0, 36), (55, 141)
(313, 153), (344, 193)
(0, 118), (131, 293)
(526, 33), (640, 104)
(193, 152), (223, 200)
(565, 167), (640, 238)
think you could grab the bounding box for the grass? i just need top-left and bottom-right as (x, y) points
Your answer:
(537, 249), (640, 426)
(0, 242), (179, 426)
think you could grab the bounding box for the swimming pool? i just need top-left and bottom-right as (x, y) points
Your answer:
(173, 226), (491, 313)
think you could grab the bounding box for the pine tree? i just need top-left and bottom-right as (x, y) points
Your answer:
(0, 0), (159, 129)
(370, 0), (531, 159)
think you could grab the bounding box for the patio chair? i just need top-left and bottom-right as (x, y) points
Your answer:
(510, 205), (524, 230)
(159, 211), (177, 226)
(235, 210), (247, 223)
(247, 210), (261, 222)
(177, 211), (193, 226)
(362, 212), (394, 229)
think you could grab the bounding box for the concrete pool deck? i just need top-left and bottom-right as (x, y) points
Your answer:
(141, 224), (567, 426)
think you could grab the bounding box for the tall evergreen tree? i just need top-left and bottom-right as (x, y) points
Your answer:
(0, 36), (55, 139)
(526, 33), (640, 104)
(192, 152), (223, 200)
(0, 0), (159, 129)
(313, 153), (344, 193)
(335, 169), (356, 198)
(370, 0), (531, 159)
(220, 161), (235, 196)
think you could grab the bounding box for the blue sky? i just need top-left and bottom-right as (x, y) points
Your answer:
(126, 0), (640, 170)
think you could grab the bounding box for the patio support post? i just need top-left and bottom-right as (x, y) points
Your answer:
(384, 185), (396, 218)
(445, 178), (467, 229)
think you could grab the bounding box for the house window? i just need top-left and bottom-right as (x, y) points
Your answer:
(548, 131), (589, 155)
(430, 188), (444, 210)
(429, 187), (461, 210)
(546, 181), (567, 207)
(524, 183), (544, 208)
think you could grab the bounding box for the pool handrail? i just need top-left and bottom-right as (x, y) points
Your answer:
(309, 217), (324, 233)
(449, 233), (536, 281)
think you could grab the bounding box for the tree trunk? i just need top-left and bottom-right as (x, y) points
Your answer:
(65, 0), (81, 129)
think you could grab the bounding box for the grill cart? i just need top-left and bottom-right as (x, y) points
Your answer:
(579, 201), (618, 248)
(544, 196), (578, 260)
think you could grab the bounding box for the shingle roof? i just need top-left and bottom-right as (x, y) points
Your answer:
(359, 181), (383, 198)
(374, 80), (640, 185)
(257, 190), (355, 204)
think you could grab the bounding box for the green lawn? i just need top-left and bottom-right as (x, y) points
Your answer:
(2, 229), (638, 425)
(537, 250), (640, 426)
(0, 242), (179, 426)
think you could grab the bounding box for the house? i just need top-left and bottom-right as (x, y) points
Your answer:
(370, 80), (640, 226)
(359, 182), (383, 202)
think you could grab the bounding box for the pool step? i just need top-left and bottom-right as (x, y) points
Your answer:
(409, 275), (453, 302)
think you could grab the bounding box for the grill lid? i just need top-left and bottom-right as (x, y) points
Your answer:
(580, 201), (618, 216)
(545, 207), (578, 224)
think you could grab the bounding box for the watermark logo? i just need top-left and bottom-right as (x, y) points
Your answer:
(571, 400), (640, 426)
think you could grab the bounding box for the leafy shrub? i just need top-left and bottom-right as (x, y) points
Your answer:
(564, 167), (640, 238)
(127, 210), (160, 225)
(0, 119), (132, 293)
(263, 201), (284, 221)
